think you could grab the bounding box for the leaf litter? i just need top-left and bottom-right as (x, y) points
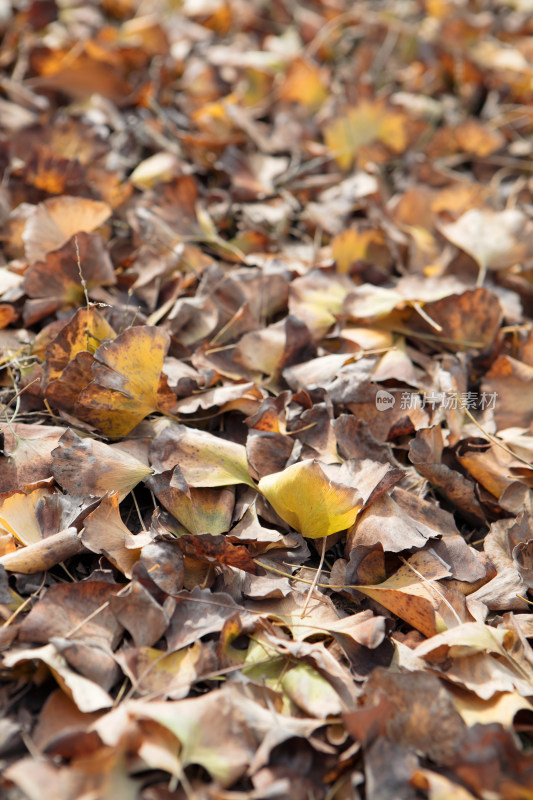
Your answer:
(1, 1), (533, 798)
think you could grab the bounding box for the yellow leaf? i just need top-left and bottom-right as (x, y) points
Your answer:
(332, 228), (386, 274)
(76, 326), (173, 437)
(44, 307), (116, 386)
(258, 459), (362, 539)
(0, 487), (52, 545)
(280, 57), (328, 109)
(324, 101), (409, 170)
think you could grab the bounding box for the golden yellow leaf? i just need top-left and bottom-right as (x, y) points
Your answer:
(324, 101), (409, 170)
(332, 228), (387, 274)
(258, 459), (362, 540)
(0, 487), (52, 546)
(75, 326), (174, 437)
(280, 57), (328, 109)
(44, 307), (116, 386)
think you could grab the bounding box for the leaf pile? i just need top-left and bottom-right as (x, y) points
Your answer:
(2, 1), (533, 798)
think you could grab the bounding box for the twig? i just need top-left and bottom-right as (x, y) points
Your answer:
(301, 537), (327, 618)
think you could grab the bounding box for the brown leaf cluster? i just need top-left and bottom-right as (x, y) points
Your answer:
(1, 1), (533, 799)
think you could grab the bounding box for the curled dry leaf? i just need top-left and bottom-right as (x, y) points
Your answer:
(147, 467), (235, 535)
(81, 492), (147, 578)
(177, 532), (258, 574)
(0, 527), (84, 574)
(2, 644), (113, 713)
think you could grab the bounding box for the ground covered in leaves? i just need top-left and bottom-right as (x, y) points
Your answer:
(2, 0), (533, 798)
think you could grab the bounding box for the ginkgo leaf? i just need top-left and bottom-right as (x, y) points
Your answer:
(44, 308), (116, 383)
(289, 271), (353, 338)
(23, 196), (112, 263)
(2, 644), (112, 713)
(116, 641), (204, 699)
(0, 487), (53, 545)
(354, 551), (457, 638)
(23, 232), (116, 325)
(81, 492), (147, 578)
(257, 459), (363, 539)
(281, 662), (343, 717)
(127, 689), (256, 787)
(75, 326), (174, 438)
(43, 307), (117, 414)
(332, 228), (387, 274)
(148, 468), (235, 535)
(324, 100), (409, 170)
(150, 424), (255, 487)
(279, 57), (328, 109)
(52, 429), (153, 502)
(438, 208), (530, 286)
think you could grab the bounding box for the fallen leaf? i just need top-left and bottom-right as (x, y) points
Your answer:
(23, 232), (116, 324)
(0, 486), (54, 545)
(150, 423), (255, 487)
(258, 459), (363, 539)
(0, 422), (65, 493)
(127, 688), (257, 786)
(148, 468), (235, 535)
(354, 550), (462, 637)
(81, 492), (146, 578)
(109, 580), (170, 647)
(76, 326), (174, 437)
(52, 429), (153, 502)
(279, 57), (328, 109)
(439, 208), (533, 285)
(116, 641), (206, 700)
(324, 100), (410, 170)
(3, 643), (113, 712)
(23, 196), (112, 264)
